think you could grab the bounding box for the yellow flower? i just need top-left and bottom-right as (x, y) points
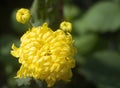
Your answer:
(11, 22), (76, 87)
(60, 21), (72, 32)
(16, 8), (31, 24)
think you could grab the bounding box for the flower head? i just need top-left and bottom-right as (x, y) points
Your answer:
(11, 22), (76, 87)
(60, 21), (72, 32)
(16, 8), (31, 24)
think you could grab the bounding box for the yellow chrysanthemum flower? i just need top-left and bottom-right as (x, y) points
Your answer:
(16, 8), (31, 24)
(60, 21), (72, 32)
(11, 22), (76, 87)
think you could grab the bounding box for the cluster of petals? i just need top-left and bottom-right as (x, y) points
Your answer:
(11, 23), (76, 87)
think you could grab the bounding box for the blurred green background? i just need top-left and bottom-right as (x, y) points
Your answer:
(0, 0), (120, 88)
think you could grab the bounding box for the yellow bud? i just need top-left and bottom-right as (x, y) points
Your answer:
(60, 21), (72, 32)
(16, 8), (31, 24)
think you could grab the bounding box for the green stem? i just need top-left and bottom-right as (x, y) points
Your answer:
(48, 0), (64, 29)
(27, 21), (33, 28)
(114, 0), (120, 5)
(30, 0), (64, 29)
(30, 0), (45, 26)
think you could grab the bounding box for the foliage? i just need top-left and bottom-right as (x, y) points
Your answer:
(74, 1), (120, 33)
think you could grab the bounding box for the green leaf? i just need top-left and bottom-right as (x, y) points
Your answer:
(75, 34), (98, 55)
(63, 4), (81, 20)
(81, 50), (120, 88)
(16, 77), (31, 86)
(93, 50), (120, 69)
(74, 2), (120, 33)
(0, 35), (19, 63)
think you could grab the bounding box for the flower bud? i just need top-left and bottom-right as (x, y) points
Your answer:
(16, 8), (31, 24)
(60, 21), (72, 32)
